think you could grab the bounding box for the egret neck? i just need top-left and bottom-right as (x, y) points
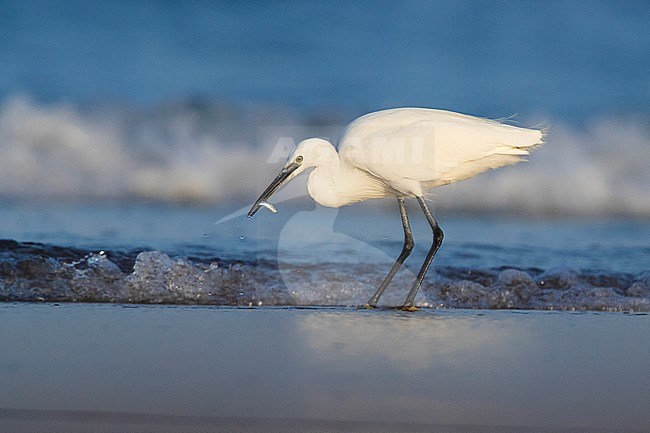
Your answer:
(305, 139), (390, 208)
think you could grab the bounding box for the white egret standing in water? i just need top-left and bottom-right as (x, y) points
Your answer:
(248, 108), (544, 310)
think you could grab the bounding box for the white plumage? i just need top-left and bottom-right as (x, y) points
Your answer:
(341, 108), (542, 191)
(248, 107), (544, 309)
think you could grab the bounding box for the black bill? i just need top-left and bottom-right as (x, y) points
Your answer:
(247, 161), (301, 218)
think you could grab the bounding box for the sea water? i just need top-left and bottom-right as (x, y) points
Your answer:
(0, 1), (648, 310)
(1, 1), (648, 117)
(0, 200), (647, 310)
(1, 4), (649, 432)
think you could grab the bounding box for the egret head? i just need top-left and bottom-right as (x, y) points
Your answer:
(247, 138), (332, 218)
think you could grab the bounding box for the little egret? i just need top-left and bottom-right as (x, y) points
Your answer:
(248, 108), (544, 309)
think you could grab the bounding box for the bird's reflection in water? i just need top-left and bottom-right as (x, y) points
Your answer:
(292, 310), (535, 425)
(297, 310), (528, 372)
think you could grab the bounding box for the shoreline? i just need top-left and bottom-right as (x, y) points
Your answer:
(1, 304), (648, 432)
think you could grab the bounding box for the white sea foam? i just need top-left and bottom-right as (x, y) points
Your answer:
(1, 242), (648, 311)
(0, 96), (274, 203)
(1, 95), (648, 216)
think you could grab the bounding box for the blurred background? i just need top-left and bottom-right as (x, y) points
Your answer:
(0, 0), (648, 216)
(2, 5), (649, 430)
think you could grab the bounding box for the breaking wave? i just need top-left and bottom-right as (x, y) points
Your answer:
(0, 95), (648, 216)
(1, 240), (648, 311)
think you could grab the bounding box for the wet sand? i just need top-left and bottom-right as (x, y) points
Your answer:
(0, 304), (648, 433)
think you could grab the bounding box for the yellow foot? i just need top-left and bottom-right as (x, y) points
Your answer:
(401, 305), (419, 312)
(360, 303), (377, 309)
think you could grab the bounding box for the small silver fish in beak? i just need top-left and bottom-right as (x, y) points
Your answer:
(247, 158), (303, 218)
(258, 201), (277, 214)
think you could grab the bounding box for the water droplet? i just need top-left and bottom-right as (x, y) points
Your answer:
(239, 235), (244, 240)
(239, 291), (244, 296)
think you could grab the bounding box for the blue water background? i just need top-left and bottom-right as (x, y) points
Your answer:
(2, 199), (648, 274)
(1, 0), (648, 119)
(0, 0), (648, 213)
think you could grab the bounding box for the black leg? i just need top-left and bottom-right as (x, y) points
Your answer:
(402, 197), (443, 309)
(365, 198), (414, 307)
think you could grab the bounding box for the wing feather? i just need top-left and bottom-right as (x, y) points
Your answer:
(339, 108), (543, 192)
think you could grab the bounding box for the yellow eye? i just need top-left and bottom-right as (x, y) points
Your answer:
(295, 155), (303, 163)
